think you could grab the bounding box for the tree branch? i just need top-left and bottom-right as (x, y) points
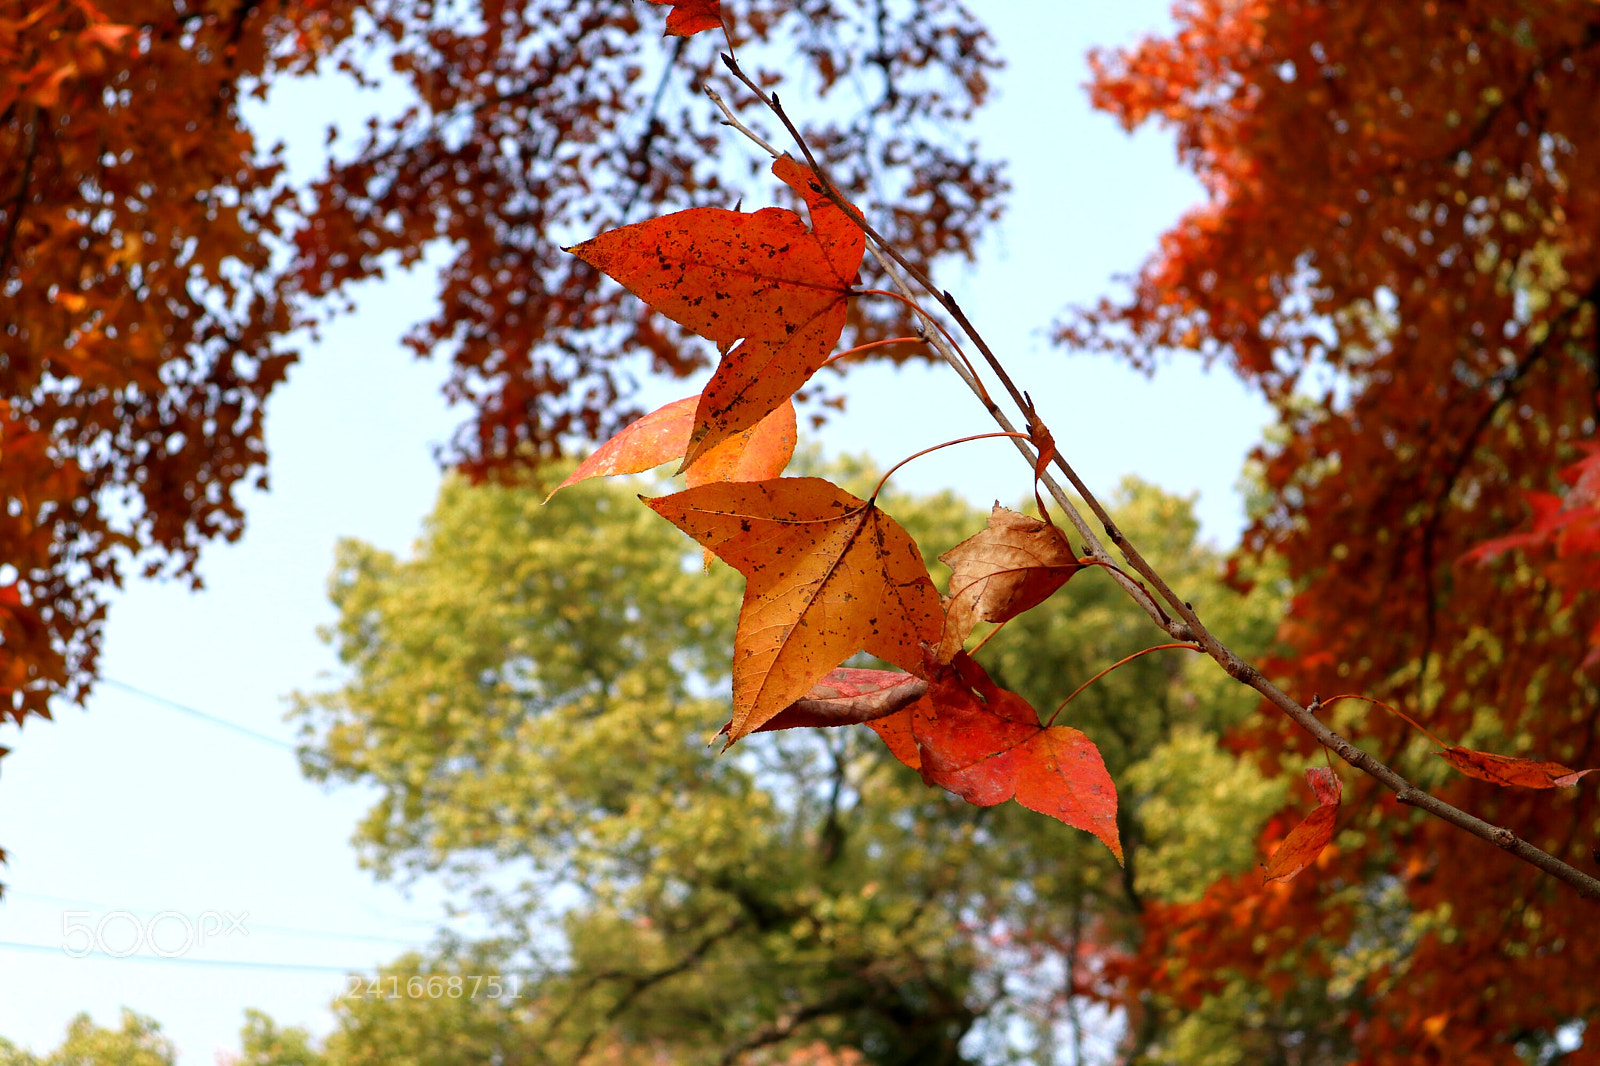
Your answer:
(715, 996), (856, 1066)
(1415, 289), (1595, 707)
(570, 918), (747, 1064)
(0, 105), (42, 284)
(707, 56), (1600, 903)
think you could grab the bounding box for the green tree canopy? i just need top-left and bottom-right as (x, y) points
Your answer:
(292, 458), (1291, 1064)
(1, 1012), (173, 1066)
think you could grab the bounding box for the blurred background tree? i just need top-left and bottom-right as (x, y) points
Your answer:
(1, 1011), (175, 1066)
(281, 457), (1287, 1064)
(1070, 4), (1600, 1061)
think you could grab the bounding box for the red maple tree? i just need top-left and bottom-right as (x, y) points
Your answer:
(1073, 1), (1600, 1058)
(0, 0), (1002, 730)
(8, 0), (1600, 1058)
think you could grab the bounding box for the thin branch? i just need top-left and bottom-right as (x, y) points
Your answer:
(704, 59), (1600, 902)
(0, 105), (42, 283)
(1431, 20), (1600, 171)
(616, 36), (687, 226)
(1415, 288), (1595, 705)
(571, 919), (747, 1064)
(704, 85), (781, 159)
(716, 996), (855, 1066)
(715, 52), (1186, 633)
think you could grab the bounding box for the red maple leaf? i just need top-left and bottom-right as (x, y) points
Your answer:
(644, 0), (723, 37)
(870, 652), (1122, 860)
(1262, 767), (1342, 884)
(568, 156), (864, 468)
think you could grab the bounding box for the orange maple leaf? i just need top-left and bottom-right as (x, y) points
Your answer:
(889, 652), (1122, 860)
(936, 505), (1081, 661)
(1263, 767), (1342, 884)
(548, 395), (796, 498)
(644, 0), (724, 37)
(1435, 747), (1598, 789)
(567, 156), (863, 469)
(867, 706), (922, 771)
(645, 477), (941, 743)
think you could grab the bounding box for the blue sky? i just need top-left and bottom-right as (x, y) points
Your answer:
(0, 4), (1270, 1061)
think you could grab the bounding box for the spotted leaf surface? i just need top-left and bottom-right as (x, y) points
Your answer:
(568, 156), (863, 468)
(645, 477), (941, 742)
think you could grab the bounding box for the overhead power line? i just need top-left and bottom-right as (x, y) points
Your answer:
(0, 939), (366, 974)
(100, 677), (297, 751)
(4, 889), (430, 947)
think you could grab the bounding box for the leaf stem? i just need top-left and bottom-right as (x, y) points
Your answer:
(1321, 693), (1452, 749)
(967, 619), (1009, 657)
(1046, 644), (1203, 727)
(820, 335), (924, 369)
(870, 432), (1031, 501)
(854, 288), (985, 393)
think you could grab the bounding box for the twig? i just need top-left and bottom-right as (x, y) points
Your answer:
(703, 58), (1600, 902)
(703, 86), (781, 159)
(854, 242), (1181, 629)
(570, 920), (746, 1064)
(0, 105), (42, 283)
(714, 52), (1186, 632)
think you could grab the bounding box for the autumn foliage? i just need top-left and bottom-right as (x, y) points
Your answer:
(552, 4), (1600, 1059)
(1, 0), (1003, 727)
(0, 0), (298, 721)
(1075, 0), (1600, 1059)
(549, 113), (1135, 862)
(569, 155), (864, 468)
(10, 0), (1600, 1060)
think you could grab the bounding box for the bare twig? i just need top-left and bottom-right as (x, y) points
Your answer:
(703, 86), (781, 159)
(705, 57), (1600, 902)
(0, 105), (42, 284)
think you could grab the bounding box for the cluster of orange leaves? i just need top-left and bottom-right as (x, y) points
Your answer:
(551, 3), (1598, 879)
(1079, 0), (1600, 1057)
(1, 0), (300, 725)
(555, 142), (1124, 860)
(2, 0), (1006, 736)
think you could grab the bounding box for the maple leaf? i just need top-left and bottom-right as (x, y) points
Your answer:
(548, 395), (796, 497)
(936, 505), (1082, 661)
(1262, 767), (1342, 884)
(733, 667), (926, 733)
(644, 478), (942, 742)
(868, 708), (922, 771)
(1435, 748), (1599, 789)
(644, 0), (723, 37)
(684, 401), (798, 490)
(567, 156), (864, 468)
(907, 653), (1122, 861)
(78, 22), (134, 51)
